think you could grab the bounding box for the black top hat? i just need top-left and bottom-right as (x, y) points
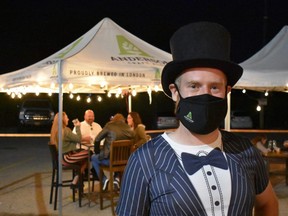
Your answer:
(161, 21), (243, 97)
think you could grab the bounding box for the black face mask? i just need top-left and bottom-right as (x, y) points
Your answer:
(176, 93), (227, 135)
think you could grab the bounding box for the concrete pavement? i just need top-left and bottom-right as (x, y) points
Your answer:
(0, 136), (112, 216)
(0, 135), (288, 215)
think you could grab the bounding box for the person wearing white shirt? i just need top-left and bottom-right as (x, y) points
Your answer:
(73, 109), (102, 147)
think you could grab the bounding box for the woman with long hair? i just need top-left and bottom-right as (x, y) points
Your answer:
(50, 112), (91, 187)
(127, 112), (149, 152)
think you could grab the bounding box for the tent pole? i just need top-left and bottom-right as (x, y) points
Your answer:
(225, 91), (231, 131)
(57, 60), (63, 216)
(128, 94), (132, 112)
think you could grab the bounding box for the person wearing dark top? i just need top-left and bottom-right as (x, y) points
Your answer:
(127, 112), (148, 152)
(116, 22), (278, 216)
(91, 113), (134, 190)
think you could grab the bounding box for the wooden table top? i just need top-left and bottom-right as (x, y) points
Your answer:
(264, 151), (288, 159)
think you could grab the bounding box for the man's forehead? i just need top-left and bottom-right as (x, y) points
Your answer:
(178, 67), (227, 82)
(85, 113), (94, 117)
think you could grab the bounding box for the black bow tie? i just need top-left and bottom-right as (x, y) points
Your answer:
(181, 148), (228, 175)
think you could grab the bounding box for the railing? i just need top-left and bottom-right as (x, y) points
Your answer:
(0, 129), (288, 142)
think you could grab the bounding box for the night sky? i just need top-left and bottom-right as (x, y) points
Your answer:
(1, 0), (288, 74)
(1, 0), (288, 130)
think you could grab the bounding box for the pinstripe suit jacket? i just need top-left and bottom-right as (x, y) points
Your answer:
(116, 130), (269, 216)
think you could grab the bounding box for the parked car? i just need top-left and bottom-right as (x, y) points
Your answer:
(18, 98), (55, 129)
(230, 110), (253, 129)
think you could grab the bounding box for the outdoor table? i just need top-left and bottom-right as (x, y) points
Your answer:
(264, 151), (288, 185)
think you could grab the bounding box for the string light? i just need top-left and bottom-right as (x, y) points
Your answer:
(131, 89), (137, 96)
(107, 91), (112, 98)
(69, 92), (74, 99)
(154, 85), (159, 92)
(242, 89), (246, 94)
(256, 105), (261, 111)
(76, 95), (81, 101)
(11, 92), (16, 99)
(87, 97), (91, 103)
(264, 90), (269, 96)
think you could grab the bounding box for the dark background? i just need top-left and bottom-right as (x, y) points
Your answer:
(1, 0), (288, 131)
(1, 89), (287, 131)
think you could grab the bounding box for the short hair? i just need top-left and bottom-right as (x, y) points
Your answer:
(111, 113), (125, 122)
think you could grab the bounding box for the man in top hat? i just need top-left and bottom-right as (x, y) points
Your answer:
(116, 22), (278, 216)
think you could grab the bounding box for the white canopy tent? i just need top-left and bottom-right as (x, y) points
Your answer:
(224, 26), (288, 130)
(235, 25), (288, 92)
(0, 17), (172, 214)
(0, 17), (172, 96)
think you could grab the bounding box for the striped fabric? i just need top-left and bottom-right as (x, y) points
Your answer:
(116, 130), (269, 216)
(62, 149), (90, 165)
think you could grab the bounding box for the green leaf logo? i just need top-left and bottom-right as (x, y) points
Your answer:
(184, 112), (194, 123)
(56, 37), (83, 59)
(116, 35), (151, 57)
(154, 68), (160, 79)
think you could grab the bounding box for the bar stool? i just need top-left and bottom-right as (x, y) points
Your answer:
(48, 144), (83, 210)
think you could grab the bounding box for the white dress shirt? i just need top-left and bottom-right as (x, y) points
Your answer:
(73, 121), (102, 148)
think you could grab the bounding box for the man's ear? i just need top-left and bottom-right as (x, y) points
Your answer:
(169, 83), (178, 102)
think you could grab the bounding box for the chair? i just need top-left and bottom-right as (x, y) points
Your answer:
(99, 139), (133, 215)
(48, 144), (83, 210)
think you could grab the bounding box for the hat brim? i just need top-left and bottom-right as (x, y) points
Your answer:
(161, 59), (243, 97)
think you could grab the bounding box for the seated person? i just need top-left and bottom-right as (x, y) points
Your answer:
(127, 112), (149, 152)
(251, 134), (270, 156)
(50, 112), (91, 188)
(73, 109), (102, 146)
(91, 113), (134, 190)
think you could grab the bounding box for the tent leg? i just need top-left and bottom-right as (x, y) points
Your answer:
(224, 92), (231, 131)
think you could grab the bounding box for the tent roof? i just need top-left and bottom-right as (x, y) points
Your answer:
(0, 17), (172, 95)
(234, 26), (288, 92)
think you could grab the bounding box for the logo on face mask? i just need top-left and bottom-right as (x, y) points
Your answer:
(184, 112), (194, 123)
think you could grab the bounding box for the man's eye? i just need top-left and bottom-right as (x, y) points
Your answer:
(211, 86), (218, 90)
(189, 84), (197, 89)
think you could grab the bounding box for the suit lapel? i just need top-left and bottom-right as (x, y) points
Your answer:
(153, 136), (207, 215)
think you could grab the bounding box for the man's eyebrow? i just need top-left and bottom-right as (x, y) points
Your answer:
(210, 81), (225, 85)
(185, 80), (198, 85)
